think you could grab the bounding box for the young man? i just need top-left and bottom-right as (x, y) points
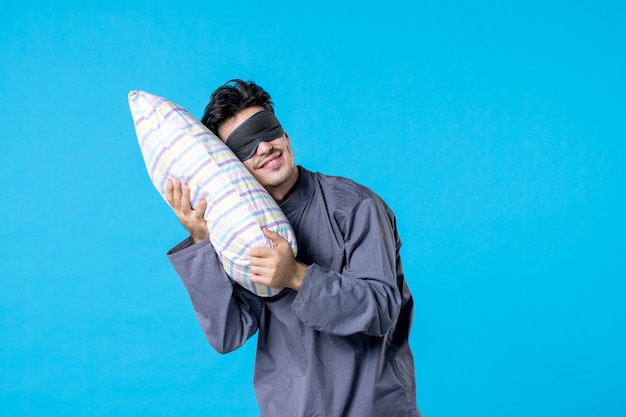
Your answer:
(165, 80), (421, 417)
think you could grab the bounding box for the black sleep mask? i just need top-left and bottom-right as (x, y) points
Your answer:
(225, 110), (284, 161)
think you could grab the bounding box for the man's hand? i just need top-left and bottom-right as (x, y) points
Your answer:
(250, 228), (307, 291)
(165, 179), (209, 244)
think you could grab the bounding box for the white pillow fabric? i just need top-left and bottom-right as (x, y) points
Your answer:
(128, 90), (297, 297)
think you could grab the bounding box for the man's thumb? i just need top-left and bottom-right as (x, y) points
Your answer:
(262, 227), (281, 244)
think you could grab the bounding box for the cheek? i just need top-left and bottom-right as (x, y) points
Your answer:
(242, 159), (255, 171)
(285, 144), (295, 161)
(242, 159), (265, 183)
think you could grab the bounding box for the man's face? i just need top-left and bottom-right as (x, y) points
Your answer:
(218, 106), (297, 201)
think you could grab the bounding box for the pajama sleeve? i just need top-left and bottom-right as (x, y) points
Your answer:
(167, 237), (263, 353)
(291, 198), (403, 337)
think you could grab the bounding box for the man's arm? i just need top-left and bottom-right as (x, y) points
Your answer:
(165, 180), (263, 353)
(291, 198), (403, 337)
(167, 238), (262, 353)
(248, 197), (403, 337)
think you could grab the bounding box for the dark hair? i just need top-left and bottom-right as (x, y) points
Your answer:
(201, 79), (275, 136)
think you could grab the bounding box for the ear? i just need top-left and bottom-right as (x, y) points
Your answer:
(285, 132), (291, 144)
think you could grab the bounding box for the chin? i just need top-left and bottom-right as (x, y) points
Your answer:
(262, 164), (294, 188)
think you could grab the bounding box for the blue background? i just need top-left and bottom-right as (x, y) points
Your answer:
(1, 1), (624, 416)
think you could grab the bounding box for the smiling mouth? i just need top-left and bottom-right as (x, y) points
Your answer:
(259, 153), (281, 169)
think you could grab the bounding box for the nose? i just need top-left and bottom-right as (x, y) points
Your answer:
(256, 140), (273, 155)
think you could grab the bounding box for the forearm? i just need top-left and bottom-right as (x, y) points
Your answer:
(290, 198), (403, 337)
(291, 263), (401, 337)
(167, 237), (262, 353)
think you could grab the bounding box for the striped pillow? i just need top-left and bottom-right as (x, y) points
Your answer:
(128, 90), (297, 297)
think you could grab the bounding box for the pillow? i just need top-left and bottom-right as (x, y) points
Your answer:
(128, 90), (297, 297)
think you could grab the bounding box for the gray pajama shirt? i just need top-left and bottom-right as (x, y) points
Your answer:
(167, 167), (420, 417)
